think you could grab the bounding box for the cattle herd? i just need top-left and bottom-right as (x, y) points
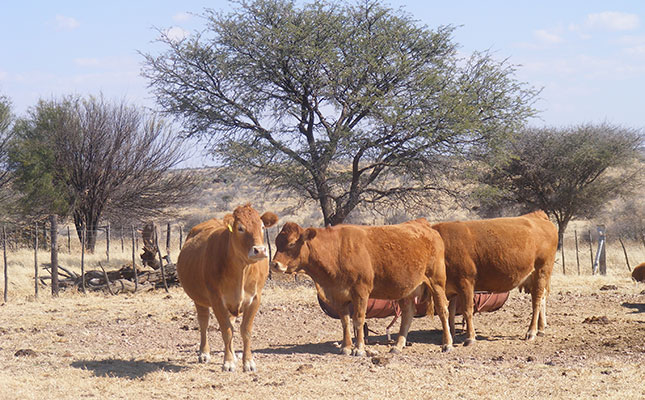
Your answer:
(176, 204), (559, 372)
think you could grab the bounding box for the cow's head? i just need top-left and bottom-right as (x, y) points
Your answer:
(223, 204), (278, 263)
(270, 222), (316, 274)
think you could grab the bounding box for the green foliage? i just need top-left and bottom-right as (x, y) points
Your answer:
(476, 123), (644, 236)
(143, 0), (540, 225)
(0, 94), (14, 206)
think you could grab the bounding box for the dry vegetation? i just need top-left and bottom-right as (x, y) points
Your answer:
(1, 170), (645, 399)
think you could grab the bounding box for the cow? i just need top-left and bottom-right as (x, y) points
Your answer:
(632, 262), (645, 282)
(270, 219), (453, 355)
(432, 210), (558, 346)
(176, 204), (278, 372)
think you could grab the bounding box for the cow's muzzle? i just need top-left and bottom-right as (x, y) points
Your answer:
(270, 261), (287, 273)
(248, 245), (268, 260)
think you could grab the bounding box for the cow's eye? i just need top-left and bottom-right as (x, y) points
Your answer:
(287, 242), (296, 249)
(237, 225), (245, 233)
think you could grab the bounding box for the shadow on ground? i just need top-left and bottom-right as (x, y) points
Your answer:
(621, 302), (645, 313)
(72, 358), (186, 379)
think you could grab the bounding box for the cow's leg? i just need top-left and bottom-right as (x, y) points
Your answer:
(526, 268), (549, 340)
(339, 306), (353, 355)
(459, 278), (476, 346)
(448, 298), (457, 339)
(195, 304), (211, 363)
(240, 294), (261, 372)
(391, 295), (415, 354)
(538, 294), (547, 335)
(351, 294), (368, 357)
(427, 280), (454, 352)
(211, 299), (237, 372)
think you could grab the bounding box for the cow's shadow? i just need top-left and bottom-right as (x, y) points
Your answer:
(621, 302), (645, 313)
(255, 341), (342, 355)
(71, 358), (186, 379)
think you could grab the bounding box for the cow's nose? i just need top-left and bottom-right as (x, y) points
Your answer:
(271, 261), (286, 273)
(251, 245), (267, 258)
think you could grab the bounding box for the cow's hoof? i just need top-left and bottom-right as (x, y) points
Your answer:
(222, 361), (236, 372)
(243, 360), (257, 372)
(463, 338), (475, 347)
(198, 352), (211, 363)
(352, 348), (366, 357)
(441, 344), (454, 353)
(340, 347), (352, 356)
(537, 330), (545, 337)
(389, 347), (401, 354)
(525, 332), (536, 341)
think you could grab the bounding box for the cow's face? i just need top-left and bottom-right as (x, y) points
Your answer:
(225, 204), (278, 263)
(271, 222), (316, 274)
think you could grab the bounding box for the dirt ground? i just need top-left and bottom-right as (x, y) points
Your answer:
(1, 272), (644, 400)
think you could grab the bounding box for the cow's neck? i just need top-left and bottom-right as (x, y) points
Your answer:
(300, 241), (336, 288)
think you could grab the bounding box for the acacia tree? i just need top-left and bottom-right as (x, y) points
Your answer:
(476, 123), (644, 243)
(143, 0), (539, 226)
(9, 95), (197, 251)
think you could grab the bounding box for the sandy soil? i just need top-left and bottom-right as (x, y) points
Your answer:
(1, 272), (644, 400)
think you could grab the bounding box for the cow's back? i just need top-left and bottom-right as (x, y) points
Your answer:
(433, 211), (557, 293)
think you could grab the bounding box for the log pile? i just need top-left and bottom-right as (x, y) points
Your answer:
(41, 262), (178, 294)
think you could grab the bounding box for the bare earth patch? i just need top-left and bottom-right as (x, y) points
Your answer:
(1, 273), (644, 399)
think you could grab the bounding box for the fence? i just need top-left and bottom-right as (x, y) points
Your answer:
(2, 222), (645, 302)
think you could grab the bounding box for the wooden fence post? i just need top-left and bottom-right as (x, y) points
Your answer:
(179, 225), (183, 250)
(67, 226), (71, 253)
(81, 226), (86, 293)
(50, 215), (59, 297)
(592, 225), (606, 275)
(3, 226), (7, 303)
(106, 223), (110, 263)
(132, 225), (138, 292)
(618, 236), (631, 272)
(155, 233), (169, 293)
(588, 230), (594, 274)
(166, 222), (171, 256)
(574, 230), (581, 276)
(120, 226), (124, 252)
(34, 222), (38, 298)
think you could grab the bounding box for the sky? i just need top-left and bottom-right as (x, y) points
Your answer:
(1, 1), (644, 166)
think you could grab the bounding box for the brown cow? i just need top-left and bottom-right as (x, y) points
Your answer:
(432, 210), (558, 345)
(271, 219), (453, 355)
(176, 204), (278, 372)
(632, 262), (645, 282)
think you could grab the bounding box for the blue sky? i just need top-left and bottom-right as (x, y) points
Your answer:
(1, 1), (644, 165)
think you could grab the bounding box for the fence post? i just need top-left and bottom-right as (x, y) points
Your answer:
(131, 225), (138, 292)
(120, 226), (124, 252)
(617, 236), (631, 272)
(81, 226), (86, 293)
(43, 222), (48, 251)
(3, 226), (7, 303)
(574, 230), (580, 276)
(560, 233), (566, 275)
(166, 222), (171, 256)
(106, 223), (110, 263)
(588, 230), (594, 273)
(155, 233), (169, 293)
(593, 225), (606, 275)
(179, 224), (183, 250)
(50, 215), (59, 297)
(34, 222), (38, 298)
(67, 226), (71, 253)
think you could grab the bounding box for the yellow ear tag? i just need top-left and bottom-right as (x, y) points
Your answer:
(227, 224), (233, 232)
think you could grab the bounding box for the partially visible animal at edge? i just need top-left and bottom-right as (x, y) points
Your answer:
(271, 218), (453, 355)
(176, 204), (279, 372)
(432, 210), (558, 346)
(632, 262), (645, 282)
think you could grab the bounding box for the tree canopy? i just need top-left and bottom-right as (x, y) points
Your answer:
(8, 95), (197, 250)
(475, 123), (644, 241)
(143, 0), (540, 226)
(0, 94), (14, 207)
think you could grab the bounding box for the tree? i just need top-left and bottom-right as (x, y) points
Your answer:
(0, 94), (14, 206)
(142, 0), (539, 226)
(476, 123), (644, 244)
(9, 95), (197, 251)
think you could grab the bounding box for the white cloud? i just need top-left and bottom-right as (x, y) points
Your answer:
(534, 29), (563, 44)
(0, 70), (7, 81)
(54, 14), (80, 31)
(173, 12), (191, 22)
(164, 26), (190, 42)
(74, 58), (100, 67)
(585, 12), (639, 31)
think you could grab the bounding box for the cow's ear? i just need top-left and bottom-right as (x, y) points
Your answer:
(261, 212), (279, 228)
(303, 228), (317, 241)
(223, 214), (234, 230)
